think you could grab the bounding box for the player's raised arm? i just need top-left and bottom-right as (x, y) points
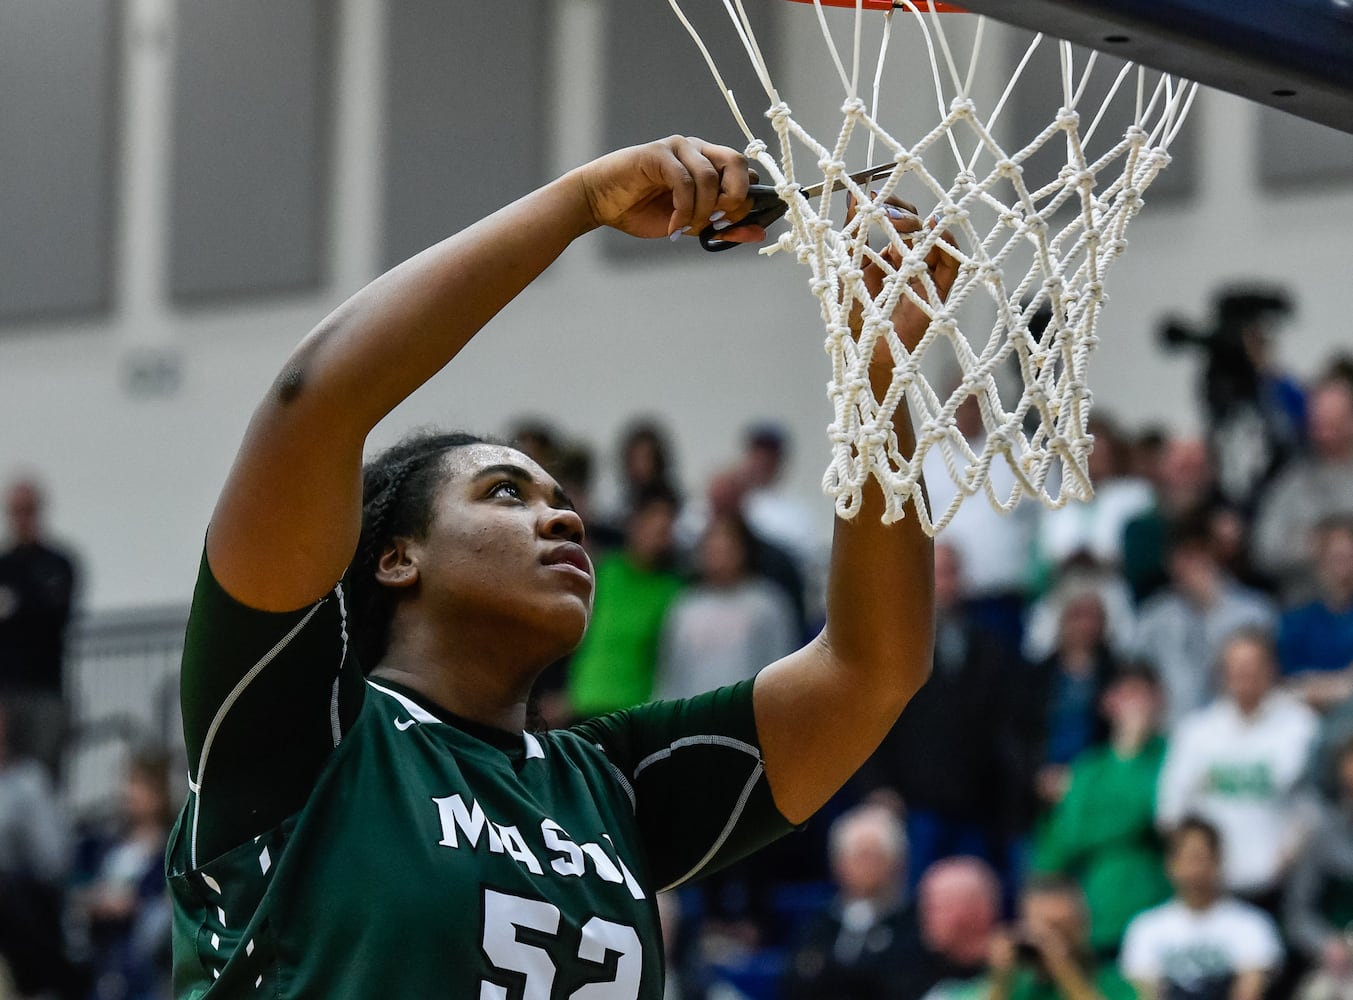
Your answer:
(753, 203), (959, 824)
(207, 137), (761, 612)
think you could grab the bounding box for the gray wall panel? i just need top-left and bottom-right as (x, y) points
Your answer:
(169, 0), (332, 302)
(0, 0), (117, 324)
(382, 1), (549, 270)
(1257, 105), (1353, 190)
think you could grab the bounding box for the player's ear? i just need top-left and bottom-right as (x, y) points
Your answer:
(374, 539), (419, 589)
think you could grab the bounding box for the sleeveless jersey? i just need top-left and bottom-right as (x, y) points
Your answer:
(167, 554), (793, 999)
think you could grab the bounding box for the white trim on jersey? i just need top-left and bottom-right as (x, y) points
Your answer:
(629, 733), (765, 892)
(189, 588), (338, 869)
(329, 584), (349, 747)
(367, 680), (442, 724)
(594, 746), (637, 812)
(632, 734), (759, 780)
(662, 761), (764, 892)
(367, 680), (548, 760)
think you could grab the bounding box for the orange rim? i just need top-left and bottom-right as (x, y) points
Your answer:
(782, 0), (967, 11)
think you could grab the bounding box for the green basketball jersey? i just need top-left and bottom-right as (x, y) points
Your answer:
(169, 554), (794, 999)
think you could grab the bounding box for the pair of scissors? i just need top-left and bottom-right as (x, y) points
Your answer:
(699, 160), (901, 251)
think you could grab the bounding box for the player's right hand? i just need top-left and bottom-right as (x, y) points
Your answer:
(575, 136), (766, 244)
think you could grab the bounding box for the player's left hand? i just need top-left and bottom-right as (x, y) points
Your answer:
(576, 136), (766, 244)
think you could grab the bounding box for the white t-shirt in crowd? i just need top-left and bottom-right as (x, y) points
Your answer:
(1120, 898), (1283, 1000)
(1155, 691), (1319, 893)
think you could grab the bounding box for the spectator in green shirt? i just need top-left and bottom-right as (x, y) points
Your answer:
(1033, 662), (1171, 956)
(566, 484), (684, 717)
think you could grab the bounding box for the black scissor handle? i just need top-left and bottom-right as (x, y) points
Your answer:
(699, 184), (789, 252)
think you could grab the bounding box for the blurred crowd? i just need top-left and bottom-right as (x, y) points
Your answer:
(3, 288), (1353, 999)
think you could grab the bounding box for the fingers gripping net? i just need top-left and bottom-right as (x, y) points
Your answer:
(668, 0), (1197, 531)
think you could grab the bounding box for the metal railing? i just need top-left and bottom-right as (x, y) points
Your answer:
(63, 605), (189, 818)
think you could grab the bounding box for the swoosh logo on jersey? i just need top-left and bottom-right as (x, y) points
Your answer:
(394, 717), (417, 731)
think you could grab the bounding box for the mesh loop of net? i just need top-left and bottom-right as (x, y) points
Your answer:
(668, 0), (1197, 532)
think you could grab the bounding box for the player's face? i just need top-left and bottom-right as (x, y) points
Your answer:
(410, 445), (594, 654)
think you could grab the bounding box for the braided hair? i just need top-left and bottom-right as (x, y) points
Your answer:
(344, 429), (490, 670)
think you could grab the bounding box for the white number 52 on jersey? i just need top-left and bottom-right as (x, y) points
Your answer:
(480, 889), (643, 1000)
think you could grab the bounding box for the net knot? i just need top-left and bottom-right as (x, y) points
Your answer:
(765, 103), (792, 129)
(948, 96), (978, 119)
(920, 424), (947, 449)
(995, 158), (1021, 179)
(841, 96), (868, 119)
(930, 313), (957, 337)
(818, 157), (847, 181)
(937, 206), (968, 231)
(860, 426), (889, 450)
(1059, 163), (1095, 189)
(1056, 108), (1080, 130)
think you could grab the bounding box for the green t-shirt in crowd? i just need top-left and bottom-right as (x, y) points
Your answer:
(567, 554), (683, 716)
(167, 553), (791, 998)
(1033, 736), (1171, 953)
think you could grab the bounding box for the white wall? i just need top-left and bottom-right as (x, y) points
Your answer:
(3, 0), (1351, 612)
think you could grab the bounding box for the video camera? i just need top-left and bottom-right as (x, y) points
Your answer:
(1158, 286), (1293, 418)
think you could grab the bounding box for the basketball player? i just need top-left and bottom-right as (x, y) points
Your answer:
(168, 136), (955, 998)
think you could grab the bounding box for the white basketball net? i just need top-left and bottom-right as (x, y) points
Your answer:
(668, 0), (1197, 531)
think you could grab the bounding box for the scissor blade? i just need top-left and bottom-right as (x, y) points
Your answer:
(800, 161), (899, 199)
